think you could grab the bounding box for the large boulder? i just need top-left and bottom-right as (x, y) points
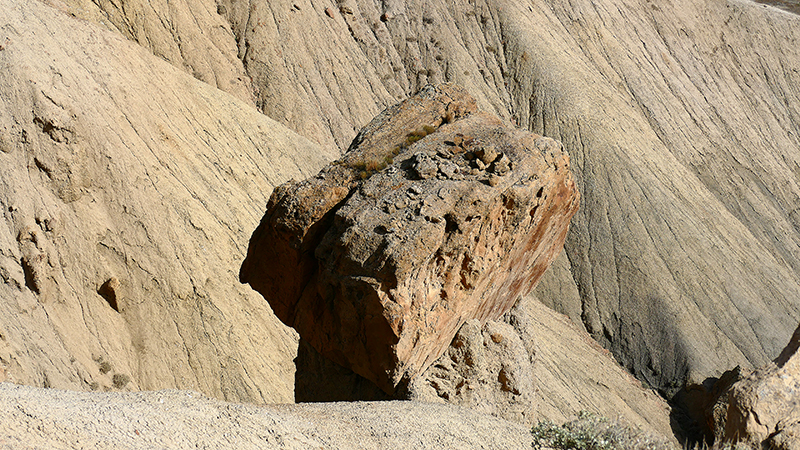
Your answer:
(240, 83), (579, 394)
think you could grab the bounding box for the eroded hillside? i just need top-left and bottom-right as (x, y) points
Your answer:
(0, 0), (337, 402)
(65, 0), (800, 395)
(2, 0), (800, 443)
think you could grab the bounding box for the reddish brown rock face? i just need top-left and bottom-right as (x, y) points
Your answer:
(240, 84), (579, 394)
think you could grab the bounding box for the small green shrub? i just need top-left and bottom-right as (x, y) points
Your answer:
(531, 418), (615, 450)
(532, 411), (679, 450)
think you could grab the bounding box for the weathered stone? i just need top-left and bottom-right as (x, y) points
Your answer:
(474, 145), (499, 165)
(411, 152), (437, 180)
(240, 83), (579, 394)
(711, 322), (800, 448)
(408, 319), (536, 424)
(408, 293), (676, 438)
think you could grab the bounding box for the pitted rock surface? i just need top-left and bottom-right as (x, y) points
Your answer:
(240, 83), (579, 394)
(710, 322), (800, 449)
(408, 319), (536, 424)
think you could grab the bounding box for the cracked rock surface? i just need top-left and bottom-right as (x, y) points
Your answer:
(240, 83), (579, 393)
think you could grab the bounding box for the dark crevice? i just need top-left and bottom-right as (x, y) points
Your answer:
(21, 258), (39, 294)
(294, 337), (391, 402)
(98, 279), (120, 312)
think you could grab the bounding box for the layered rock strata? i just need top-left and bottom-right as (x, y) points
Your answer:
(240, 83), (579, 394)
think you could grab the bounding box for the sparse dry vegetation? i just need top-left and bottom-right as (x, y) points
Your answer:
(531, 412), (755, 450)
(349, 124), (439, 180)
(352, 155), (390, 180)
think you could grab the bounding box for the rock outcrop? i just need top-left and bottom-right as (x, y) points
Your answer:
(291, 291), (676, 438)
(709, 322), (800, 449)
(240, 83), (579, 394)
(0, 0), (336, 402)
(409, 319), (536, 424)
(408, 294), (675, 437)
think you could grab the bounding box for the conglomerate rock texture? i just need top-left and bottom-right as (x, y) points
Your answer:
(240, 83), (579, 393)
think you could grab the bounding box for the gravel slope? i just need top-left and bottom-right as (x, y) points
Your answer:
(0, 383), (532, 450)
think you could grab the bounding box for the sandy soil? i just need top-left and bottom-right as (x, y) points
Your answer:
(0, 382), (532, 449)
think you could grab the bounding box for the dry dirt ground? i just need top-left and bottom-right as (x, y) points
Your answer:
(0, 382), (532, 450)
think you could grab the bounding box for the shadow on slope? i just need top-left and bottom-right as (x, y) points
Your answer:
(294, 338), (390, 403)
(754, 0), (800, 14)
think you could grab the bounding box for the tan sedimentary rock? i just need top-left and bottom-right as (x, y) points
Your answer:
(54, 0), (254, 105)
(411, 294), (676, 438)
(58, 0), (800, 402)
(712, 323), (800, 449)
(409, 319), (536, 424)
(0, 0), (335, 402)
(241, 83), (579, 393)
